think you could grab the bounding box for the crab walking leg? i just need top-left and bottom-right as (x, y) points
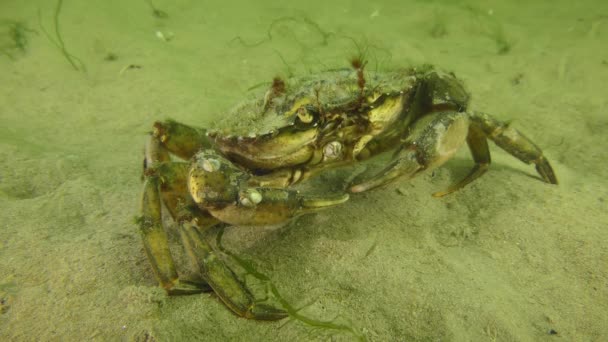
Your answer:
(139, 177), (211, 294)
(143, 132), (170, 173)
(350, 111), (470, 193)
(432, 123), (491, 197)
(141, 135), (212, 294)
(470, 112), (558, 184)
(179, 223), (288, 320)
(152, 119), (212, 160)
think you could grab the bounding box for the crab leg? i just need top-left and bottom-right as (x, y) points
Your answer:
(432, 123), (490, 197)
(179, 222), (288, 320)
(470, 111), (558, 184)
(143, 161), (288, 318)
(140, 135), (213, 294)
(139, 176), (212, 294)
(152, 119), (211, 160)
(350, 109), (557, 194)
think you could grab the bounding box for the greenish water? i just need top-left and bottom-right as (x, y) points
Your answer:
(1, 0), (607, 340)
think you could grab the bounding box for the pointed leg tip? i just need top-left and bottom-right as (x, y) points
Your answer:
(431, 191), (448, 198)
(166, 280), (213, 295)
(301, 193), (350, 208)
(535, 161), (558, 185)
(545, 174), (558, 185)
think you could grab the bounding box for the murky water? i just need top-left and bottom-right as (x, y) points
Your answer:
(1, 0), (607, 340)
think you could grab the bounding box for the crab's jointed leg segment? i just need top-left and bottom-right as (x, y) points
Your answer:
(139, 176), (212, 294)
(140, 177), (177, 289)
(141, 133), (323, 319)
(179, 222), (288, 320)
(142, 153), (287, 318)
(432, 122), (491, 197)
(140, 134), (214, 294)
(350, 69), (557, 194)
(152, 119), (211, 160)
(470, 112), (558, 184)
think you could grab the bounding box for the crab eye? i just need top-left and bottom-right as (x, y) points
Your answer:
(295, 105), (319, 128)
(296, 107), (313, 123)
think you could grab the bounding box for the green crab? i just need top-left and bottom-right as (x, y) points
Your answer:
(139, 63), (557, 320)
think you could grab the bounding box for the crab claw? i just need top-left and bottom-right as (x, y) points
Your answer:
(350, 111), (470, 193)
(349, 146), (423, 193)
(188, 150), (349, 226)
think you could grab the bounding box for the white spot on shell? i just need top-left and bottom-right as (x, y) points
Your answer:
(239, 189), (263, 207)
(201, 158), (221, 172)
(205, 190), (218, 199)
(323, 141), (343, 160)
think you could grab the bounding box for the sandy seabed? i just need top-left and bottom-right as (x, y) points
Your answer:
(1, 0), (607, 341)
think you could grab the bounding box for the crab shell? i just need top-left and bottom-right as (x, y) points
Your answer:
(206, 69), (427, 171)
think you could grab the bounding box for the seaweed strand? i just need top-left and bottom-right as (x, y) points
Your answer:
(216, 228), (366, 341)
(38, 0), (86, 71)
